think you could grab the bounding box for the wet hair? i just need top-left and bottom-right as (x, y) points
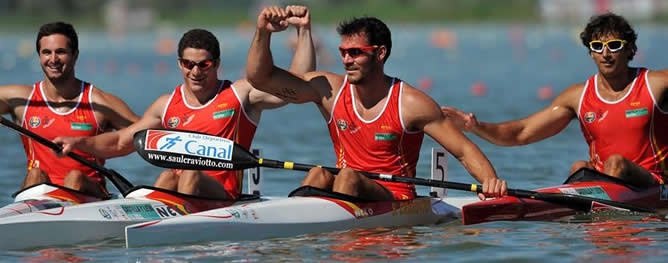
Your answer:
(580, 12), (637, 60)
(177, 29), (220, 60)
(337, 17), (392, 63)
(36, 22), (78, 55)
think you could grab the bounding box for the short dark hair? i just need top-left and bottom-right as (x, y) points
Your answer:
(580, 12), (637, 60)
(36, 22), (78, 54)
(177, 29), (220, 60)
(337, 17), (392, 63)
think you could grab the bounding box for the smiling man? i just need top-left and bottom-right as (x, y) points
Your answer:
(0, 22), (139, 198)
(55, 6), (316, 199)
(442, 12), (668, 187)
(246, 8), (507, 201)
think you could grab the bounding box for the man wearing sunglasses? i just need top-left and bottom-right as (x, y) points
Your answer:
(442, 12), (668, 187)
(55, 5), (315, 199)
(0, 22), (139, 198)
(246, 9), (508, 201)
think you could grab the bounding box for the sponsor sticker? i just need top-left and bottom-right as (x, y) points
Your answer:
(374, 133), (397, 141)
(98, 208), (112, 219)
(625, 108), (648, 118)
(144, 129), (234, 161)
(121, 204), (161, 220)
(71, 122), (92, 131)
(558, 186), (611, 200)
(213, 109), (235, 119)
(154, 205), (181, 218)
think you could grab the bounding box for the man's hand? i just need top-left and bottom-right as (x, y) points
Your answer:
(257, 6), (290, 33)
(285, 5), (310, 29)
(477, 177), (508, 200)
(441, 106), (479, 132)
(53, 136), (84, 156)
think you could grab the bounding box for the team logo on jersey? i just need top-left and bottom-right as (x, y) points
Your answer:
(28, 116), (41, 128)
(630, 101), (641, 107)
(337, 119), (348, 131)
(584, 112), (596, 123)
(167, 117), (180, 128)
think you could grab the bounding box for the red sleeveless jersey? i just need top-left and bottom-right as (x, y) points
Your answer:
(21, 81), (104, 185)
(162, 81), (257, 198)
(327, 77), (424, 199)
(577, 68), (668, 183)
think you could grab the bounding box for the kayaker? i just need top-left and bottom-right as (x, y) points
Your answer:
(442, 12), (667, 187)
(245, 7), (508, 200)
(0, 22), (139, 198)
(55, 5), (316, 199)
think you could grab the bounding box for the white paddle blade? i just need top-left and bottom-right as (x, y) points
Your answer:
(134, 129), (237, 170)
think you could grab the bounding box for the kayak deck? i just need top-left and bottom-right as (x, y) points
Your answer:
(462, 168), (668, 225)
(124, 186), (478, 247)
(0, 185), (261, 250)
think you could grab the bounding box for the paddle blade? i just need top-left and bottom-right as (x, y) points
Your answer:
(133, 128), (259, 171)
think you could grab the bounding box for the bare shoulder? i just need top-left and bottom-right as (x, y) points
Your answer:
(232, 78), (252, 93)
(647, 69), (668, 89)
(0, 84), (33, 98)
(90, 86), (127, 105)
(551, 82), (586, 110)
(400, 83), (441, 129)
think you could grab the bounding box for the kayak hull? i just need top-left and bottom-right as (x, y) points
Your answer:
(0, 186), (260, 250)
(125, 195), (478, 247)
(462, 168), (668, 225)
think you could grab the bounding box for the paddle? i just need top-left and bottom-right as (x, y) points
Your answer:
(133, 128), (656, 214)
(0, 116), (133, 196)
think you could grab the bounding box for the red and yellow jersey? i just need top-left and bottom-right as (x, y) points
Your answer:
(327, 76), (424, 199)
(21, 81), (104, 185)
(577, 68), (668, 183)
(162, 80), (257, 198)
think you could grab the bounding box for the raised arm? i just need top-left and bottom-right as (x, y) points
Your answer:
(246, 5), (318, 111)
(246, 6), (323, 104)
(55, 95), (168, 159)
(404, 86), (507, 199)
(286, 5), (315, 74)
(442, 84), (583, 146)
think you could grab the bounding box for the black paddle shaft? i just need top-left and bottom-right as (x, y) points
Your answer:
(0, 116), (133, 195)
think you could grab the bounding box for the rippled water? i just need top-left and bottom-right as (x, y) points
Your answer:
(0, 24), (666, 262)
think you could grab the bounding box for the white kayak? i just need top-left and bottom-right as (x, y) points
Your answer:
(0, 185), (261, 250)
(0, 183), (107, 218)
(125, 186), (479, 247)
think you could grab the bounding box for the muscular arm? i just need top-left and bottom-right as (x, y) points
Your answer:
(56, 95), (167, 159)
(247, 7), (318, 111)
(405, 85), (506, 197)
(246, 7), (326, 104)
(647, 69), (668, 109)
(470, 84), (582, 146)
(92, 89), (140, 130)
(0, 85), (32, 119)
